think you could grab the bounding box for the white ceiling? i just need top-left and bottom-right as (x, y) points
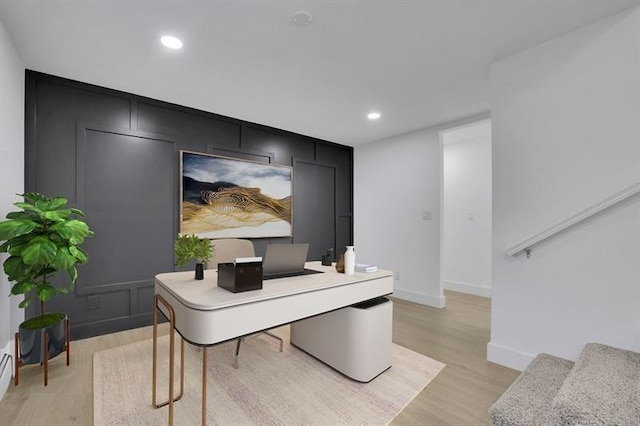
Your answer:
(1, 0), (639, 146)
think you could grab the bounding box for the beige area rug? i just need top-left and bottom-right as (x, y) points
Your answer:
(94, 327), (445, 425)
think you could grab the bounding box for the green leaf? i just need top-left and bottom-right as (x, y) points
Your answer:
(35, 199), (49, 211)
(50, 219), (93, 244)
(3, 256), (30, 281)
(66, 265), (78, 284)
(37, 285), (58, 302)
(69, 245), (88, 263)
(5, 234), (33, 257)
(52, 208), (73, 217)
(7, 241), (28, 256)
(43, 210), (66, 222)
(11, 280), (36, 295)
(33, 267), (56, 279)
(2, 234), (32, 257)
(5, 211), (35, 220)
(52, 246), (77, 270)
(18, 298), (31, 309)
(57, 287), (69, 294)
(21, 236), (57, 266)
(21, 192), (47, 203)
(175, 234), (213, 267)
(13, 202), (40, 213)
(70, 208), (86, 217)
(0, 219), (38, 240)
(36, 197), (67, 211)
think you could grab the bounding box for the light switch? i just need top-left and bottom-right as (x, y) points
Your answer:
(422, 210), (432, 220)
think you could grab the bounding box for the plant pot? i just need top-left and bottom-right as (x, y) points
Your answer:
(195, 262), (204, 280)
(15, 312), (70, 386)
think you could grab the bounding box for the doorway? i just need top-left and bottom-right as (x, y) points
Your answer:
(440, 120), (492, 298)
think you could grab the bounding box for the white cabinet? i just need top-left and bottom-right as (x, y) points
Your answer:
(290, 297), (392, 382)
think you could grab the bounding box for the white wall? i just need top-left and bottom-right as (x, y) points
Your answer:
(489, 8), (640, 371)
(0, 15), (25, 397)
(442, 120), (492, 298)
(354, 113), (489, 308)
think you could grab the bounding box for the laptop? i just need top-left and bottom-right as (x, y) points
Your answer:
(262, 243), (323, 280)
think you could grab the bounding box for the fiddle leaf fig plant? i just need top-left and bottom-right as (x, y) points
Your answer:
(0, 193), (94, 315)
(174, 233), (213, 268)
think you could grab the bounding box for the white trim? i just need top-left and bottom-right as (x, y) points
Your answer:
(487, 341), (535, 372)
(439, 127), (446, 313)
(443, 280), (492, 298)
(440, 118), (493, 308)
(392, 287), (446, 308)
(0, 340), (13, 402)
(505, 181), (640, 257)
(440, 118), (492, 144)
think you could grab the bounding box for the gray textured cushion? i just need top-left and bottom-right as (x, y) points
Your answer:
(550, 343), (640, 425)
(489, 353), (574, 425)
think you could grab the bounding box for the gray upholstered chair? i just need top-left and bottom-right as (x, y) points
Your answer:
(209, 238), (283, 368)
(208, 238), (256, 267)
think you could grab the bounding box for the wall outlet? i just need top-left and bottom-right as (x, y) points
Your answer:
(87, 295), (100, 310)
(422, 210), (432, 220)
(394, 271), (400, 280)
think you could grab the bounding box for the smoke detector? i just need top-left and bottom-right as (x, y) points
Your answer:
(291, 10), (313, 27)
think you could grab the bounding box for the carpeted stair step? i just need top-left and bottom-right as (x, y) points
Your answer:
(489, 353), (574, 425)
(549, 342), (640, 425)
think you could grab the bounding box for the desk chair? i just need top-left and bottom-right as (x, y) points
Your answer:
(209, 238), (284, 368)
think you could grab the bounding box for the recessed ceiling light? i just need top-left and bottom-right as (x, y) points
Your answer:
(291, 10), (313, 27)
(161, 35), (183, 50)
(367, 112), (381, 120)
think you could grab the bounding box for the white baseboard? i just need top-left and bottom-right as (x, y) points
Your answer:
(392, 287), (446, 308)
(0, 340), (13, 402)
(487, 341), (535, 372)
(444, 280), (492, 298)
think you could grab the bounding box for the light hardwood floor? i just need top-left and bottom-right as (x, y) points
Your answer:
(390, 291), (519, 425)
(0, 290), (518, 425)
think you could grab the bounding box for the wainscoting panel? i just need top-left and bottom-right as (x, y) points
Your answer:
(241, 124), (316, 164)
(76, 125), (176, 293)
(25, 76), (132, 198)
(54, 124), (176, 338)
(24, 70), (353, 339)
(136, 100), (241, 152)
(293, 159), (337, 260)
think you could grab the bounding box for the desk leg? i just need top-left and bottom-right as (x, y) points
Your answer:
(152, 294), (185, 426)
(202, 346), (207, 425)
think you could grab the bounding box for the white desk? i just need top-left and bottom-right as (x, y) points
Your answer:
(153, 261), (393, 425)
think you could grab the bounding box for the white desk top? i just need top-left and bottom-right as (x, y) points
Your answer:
(155, 261), (393, 311)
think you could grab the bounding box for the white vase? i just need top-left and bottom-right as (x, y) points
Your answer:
(344, 246), (355, 275)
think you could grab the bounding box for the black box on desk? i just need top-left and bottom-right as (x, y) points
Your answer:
(217, 262), (263, 293)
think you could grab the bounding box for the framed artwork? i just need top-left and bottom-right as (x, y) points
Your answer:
(180, 150), (293, 238)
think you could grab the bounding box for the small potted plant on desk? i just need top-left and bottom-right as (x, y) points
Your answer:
(174, 233), (213, 280)
(0, 193), (93, 386)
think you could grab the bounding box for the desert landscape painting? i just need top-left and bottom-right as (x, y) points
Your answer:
(180, 151), (292, 238)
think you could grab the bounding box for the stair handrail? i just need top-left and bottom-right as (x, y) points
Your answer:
(505, 181), (640, 257)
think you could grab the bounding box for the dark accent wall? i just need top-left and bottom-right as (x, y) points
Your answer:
(24, 71), (353, 340)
